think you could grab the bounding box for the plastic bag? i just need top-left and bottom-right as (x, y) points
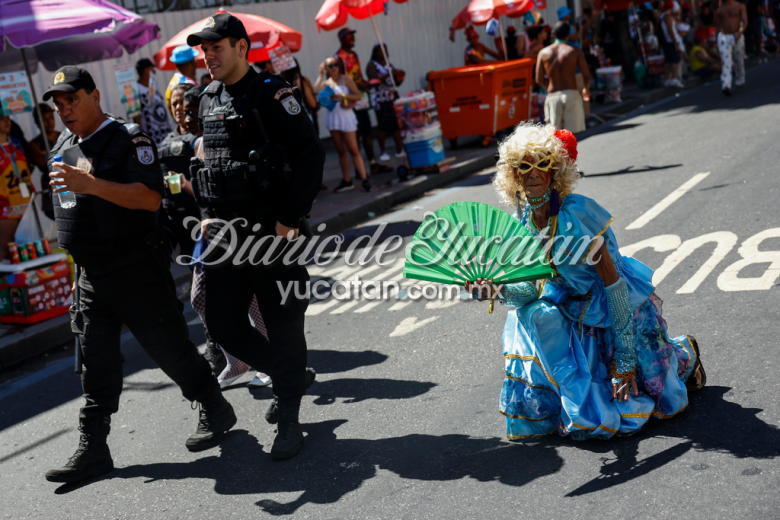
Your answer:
(15, 195), (56, 244)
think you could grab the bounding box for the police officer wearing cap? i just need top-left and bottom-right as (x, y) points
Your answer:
(187, 13), (324, 460)
(42, 66), (237, 484)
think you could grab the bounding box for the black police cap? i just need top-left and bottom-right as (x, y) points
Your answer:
(42, 66), (97, 101)
(187, 13), (250, 47)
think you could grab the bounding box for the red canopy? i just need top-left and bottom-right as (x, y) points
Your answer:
(315, 0), (410, 32)
(153, 9), (302, 70)
(451, 0), (534, 31)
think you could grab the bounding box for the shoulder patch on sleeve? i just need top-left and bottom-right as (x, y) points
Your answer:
(274, 87), (294, 100)
(132, 136), (152, 145)
(135, 145), (156, 165)
(279, 95), (301, 116)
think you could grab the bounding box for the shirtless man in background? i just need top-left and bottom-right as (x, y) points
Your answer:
(715, 0), (748, 95)
(536, 22), (591, 133)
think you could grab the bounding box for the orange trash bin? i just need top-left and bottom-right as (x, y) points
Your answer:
(428, 59), (534, 148)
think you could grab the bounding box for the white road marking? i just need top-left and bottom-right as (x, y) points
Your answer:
(718, 228), (780, 291)
(625, 172), (710, 230)
(354, 301), (384, 313)
(306, 299), (340, 316)
(426, 299), (461, 310)
(330, 300), (361, 314)
(388, 301), (413, 311)
(654, 232), (738, 293)
(389, 316), (439, 337)
(620, 234), (682, 258)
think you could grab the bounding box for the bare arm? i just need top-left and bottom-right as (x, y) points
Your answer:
(300, 77), (318, 109)
(577, 48), (591, 99)
(592, 240), (619, 287)
(50, 162), (161, 211)
(535, 53), (549, 90)
(312, 62), (328, 94)
(343, 76), (363, 101)
(482, 44), (503, 60)
(738, 4), (748, 39)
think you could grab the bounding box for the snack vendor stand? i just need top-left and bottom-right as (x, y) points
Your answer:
(428, 59), (534, 148)
(0, 251), (72, 325)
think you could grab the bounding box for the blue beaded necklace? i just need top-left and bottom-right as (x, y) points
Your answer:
(527, 186), (552, 211)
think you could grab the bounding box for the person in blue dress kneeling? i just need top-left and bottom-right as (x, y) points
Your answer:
(466, 123), (706, 441)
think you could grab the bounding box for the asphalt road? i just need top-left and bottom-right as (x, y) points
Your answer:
(2, 60), (779, 519)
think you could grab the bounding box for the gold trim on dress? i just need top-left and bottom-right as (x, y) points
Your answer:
(652, 402), (689, 419)
(620, 412), (653, 419)
(500, 409), (559, 421)
(504, 354), (560, 389)
(570, 422), (597, 431)
(581, 217), (615, 263)
(505, 373), (554, 391)
(599, 424), (619, 434)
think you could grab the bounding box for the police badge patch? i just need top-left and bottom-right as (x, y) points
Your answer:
(280, 96), (301, 116)
(136, 146), (155, 165)
(171, 140), (184, 156)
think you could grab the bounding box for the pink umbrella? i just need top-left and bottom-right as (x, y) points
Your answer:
(0, 0), (159, 154)
(315, 0), (410, 90)
(0, 0), (159, 70)
(450, 0), (533, 59)
(451, 0), (533, 30)
(154, 9), (302, 70)
(315, 0), (410, 32)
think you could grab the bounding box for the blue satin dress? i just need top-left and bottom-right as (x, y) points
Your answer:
(501, 194), (697, 440)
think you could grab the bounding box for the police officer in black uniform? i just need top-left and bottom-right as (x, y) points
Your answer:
(42, 67), (237, 484)
(187, 13), (324, 460)
(157, 83), (202, 261)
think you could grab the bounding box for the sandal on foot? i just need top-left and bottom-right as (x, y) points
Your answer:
(685, 336), (707, 391)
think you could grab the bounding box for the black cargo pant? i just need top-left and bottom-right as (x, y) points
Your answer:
(204, 263), (309, 400)
(74, 248), (213, 419)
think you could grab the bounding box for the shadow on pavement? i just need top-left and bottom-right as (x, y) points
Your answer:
(565, 386), (780, 497)
(79, 419), (563, 515)
(583, 163), (683, 177)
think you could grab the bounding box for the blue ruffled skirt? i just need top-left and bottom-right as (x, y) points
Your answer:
(500, 294), (696, 440)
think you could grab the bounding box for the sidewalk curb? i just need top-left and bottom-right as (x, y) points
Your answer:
(0, 270), (193, 371)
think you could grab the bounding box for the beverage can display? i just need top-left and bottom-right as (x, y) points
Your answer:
(8, 242), (19, 264)
(34, 240), (45, 257)
(27, 242), (38, 260)
(19, 244), (29, 262)
(42, 238), (51, 255)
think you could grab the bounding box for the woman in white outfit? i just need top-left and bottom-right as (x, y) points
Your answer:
(314, 57), (370, 193)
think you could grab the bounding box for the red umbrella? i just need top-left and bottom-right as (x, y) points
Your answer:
(451, 0), (534, 30)
(315, 0), (410, 32)
(153, 9), (302, 70)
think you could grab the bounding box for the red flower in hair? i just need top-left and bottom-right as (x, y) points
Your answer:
(554, 129), (578, 163)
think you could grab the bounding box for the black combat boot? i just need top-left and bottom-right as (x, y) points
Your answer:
(185, 379), (237, 452)
(45, 416), (114, 483)
(271, 397), (304, 460)
(203, 334), (227, 377)
(265, 367), (316, 425)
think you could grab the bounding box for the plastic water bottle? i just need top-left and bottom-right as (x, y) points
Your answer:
(52, 155), (76, 209)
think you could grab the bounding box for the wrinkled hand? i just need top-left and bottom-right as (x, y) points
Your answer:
(49, 162), (95, 194)
(275, 221), (298, 240)
(465, 278), (497, 301)
(611, 374), (639, 402)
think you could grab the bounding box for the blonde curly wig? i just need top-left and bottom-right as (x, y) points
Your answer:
(492, 122), (581, 210)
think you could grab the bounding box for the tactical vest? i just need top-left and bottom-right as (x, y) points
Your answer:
(190, 73), (288, 210)
(49, 121), (158, 251)
(157, 131), (200, 216)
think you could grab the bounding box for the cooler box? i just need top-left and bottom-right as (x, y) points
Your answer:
(596, 66), (623, 103)
(428, 59), (534, 144)
(404, 125), (445, 168)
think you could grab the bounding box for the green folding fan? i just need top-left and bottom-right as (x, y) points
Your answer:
(403, 201), (555, 286)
